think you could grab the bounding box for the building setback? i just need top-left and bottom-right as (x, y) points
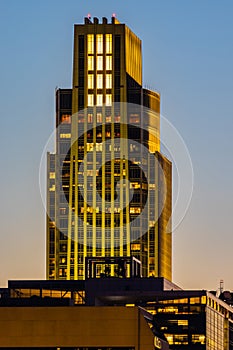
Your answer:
(46, 16), (172, 281)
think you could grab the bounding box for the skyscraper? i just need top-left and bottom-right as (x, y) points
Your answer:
(46, 16), (172, 281)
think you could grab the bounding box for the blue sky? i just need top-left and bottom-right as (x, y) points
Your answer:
(0, 0), (233, 289)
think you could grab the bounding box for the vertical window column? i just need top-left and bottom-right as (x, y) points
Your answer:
(87, 34), (94, 107)
(96, 34), (104, 106)
(105, 34), (112, 107)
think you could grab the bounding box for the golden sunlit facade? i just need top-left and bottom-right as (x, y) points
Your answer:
(0, 306), (164, 350)
(46, 17), (172, 281)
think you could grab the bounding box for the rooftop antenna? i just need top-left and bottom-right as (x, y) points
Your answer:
(220, 279), (224, 294)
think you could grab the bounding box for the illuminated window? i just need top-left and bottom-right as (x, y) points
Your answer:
(88, 74), (94, 89)
(106, 74), (112, 89)
(78, 114), (84, 123)
(87, 34), (94, 54)
(88, 56), (94, 71)
(178, 320), (188, 326)
(96, 143), (102, 152)
(106, 34), (112, 54)
(49, 184), (55, 192)
(97, 74), (103, 89)
(130, 143), (139, 152)
(88, 94), (94, 107)
(49, 172), (55, 179)
(87, 113), (93, 123)
(106, 94), (112, 106)
(97, 94), (103, 106)
(97, 113), (102, 123)
(131, 243), (141, 251)
(96, 34), (103, 54)
(190, 297), (201, 304)
(86, 206), (94, 212)
(106, 56), (112, 70)
(97, 56), (103, 70)
(129, 114), (140, 123)
(114, 115), (120, 122)
(61, 114), (71, 123)
(201, 296), (206, 304)
(192, 335), (205, 344)
(130, 207), (141, 214)
(130, 182), (140, 189)
(87, 143), (94, 152)
(60, 133), (71, 138)
(60, 257), (66, 264)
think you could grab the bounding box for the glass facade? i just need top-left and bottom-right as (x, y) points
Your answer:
(142, 291), (233, 349)
(46, 18), (172, 281)
(149, 296), (206, 348)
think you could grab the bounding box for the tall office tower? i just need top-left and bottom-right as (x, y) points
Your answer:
(46, 16), (172, 281)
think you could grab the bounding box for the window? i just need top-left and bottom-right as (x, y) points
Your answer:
(192, 335), (205, 344)
(61, 114), (71, 124)
(87, 113), (93, 123)
(130, 207), (141, 214)
(106, 56), (112, 70)
(60, 133), (71, 138)
(78, 114), (84, 123)
(97, 56), (103, 70)
(97, 74), (103, 89)
(96, 143), (102, 151)
(106, 74), (112, 89)
(60, 208), (66, 215)
(131, 243), (141, 251)
(129, 114), (140, 123)
(106, 34), (112, 54)
(87, 34), (94, 54)
(88, 74), (94, 89)
(106, 94), (112, 106)
(96, 34), (103, 54)
(97, 94), (103, 106)
(97, 113), (102, 123)
(60, 218), (68, 228)
(114, 115), (121, 122)
(49, 184), (55, 192)
(88, 94), (94, 107)
(87, 143), (94, 152)
(88, 56), (94, 71)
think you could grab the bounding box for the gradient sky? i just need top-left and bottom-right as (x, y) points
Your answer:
(0, 0), (232, 290)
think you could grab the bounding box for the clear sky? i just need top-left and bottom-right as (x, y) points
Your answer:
(0, 0), (232, 290)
